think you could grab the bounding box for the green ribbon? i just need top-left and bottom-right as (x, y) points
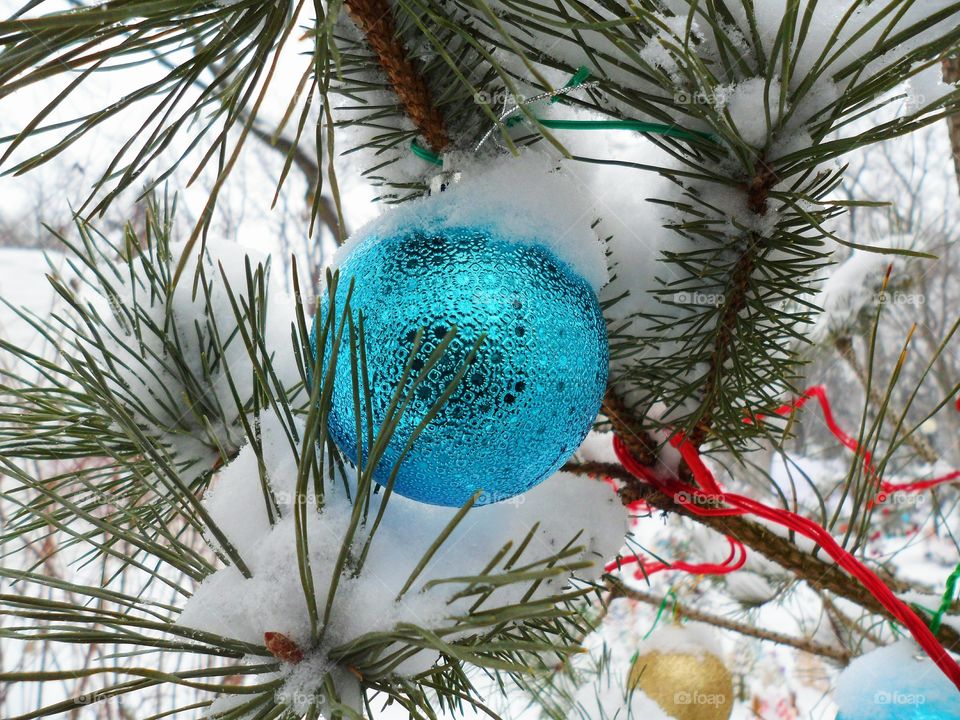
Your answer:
(536, 117), (715, 143)
(552, 65), (592, 102)
(930, 562), (960, 634)
(642, 589), (679, 640)
(411, 65), (717, 165)
(410, 138), (443, 166)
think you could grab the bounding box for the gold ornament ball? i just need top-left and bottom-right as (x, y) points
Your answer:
(629, 649), (734, 720)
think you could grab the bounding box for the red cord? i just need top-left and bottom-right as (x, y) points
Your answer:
(613, 433), (960, 690)
(605, 534), (746, 578)
(881, 470), (960, 495)
(754, 384), (960, 498)
(604, 459), (743, 577)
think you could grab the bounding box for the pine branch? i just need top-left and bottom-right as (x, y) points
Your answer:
(834, 335), (939, 464)
(607, 584), (853, 664)
(0, 1), (314, 222)
(564, 460), (960, 651)
(344, 0), (451, 152)
(0, 201), (618, 718)
(692, 160), (779, 446)
(691, 229), (766, 447)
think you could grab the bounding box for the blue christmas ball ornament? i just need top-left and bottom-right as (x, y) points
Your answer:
(312, 225), (608, 507)
(834, 641), (960, 720)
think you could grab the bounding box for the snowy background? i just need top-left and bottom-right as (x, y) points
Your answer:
(2, 2), (960, 719)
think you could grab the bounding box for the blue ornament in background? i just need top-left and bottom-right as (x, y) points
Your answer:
(311, 225), (608, 507)
(834, 641), (960, 720)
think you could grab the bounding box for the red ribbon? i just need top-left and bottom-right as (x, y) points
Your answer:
(754, 385), (960, 499)
(612, 432), (960, 690)
(605, 534), (746, 578)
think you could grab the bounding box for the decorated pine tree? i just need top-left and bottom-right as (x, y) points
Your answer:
(1, 1), (959, 718)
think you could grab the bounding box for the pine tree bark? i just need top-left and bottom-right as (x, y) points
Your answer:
(344, 0), (450, 153)
(611, 585), (853, 664)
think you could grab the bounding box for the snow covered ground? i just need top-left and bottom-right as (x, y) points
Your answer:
(0, 248), (62, 352)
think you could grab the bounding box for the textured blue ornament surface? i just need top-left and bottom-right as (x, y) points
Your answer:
(312, 226), (608, 506)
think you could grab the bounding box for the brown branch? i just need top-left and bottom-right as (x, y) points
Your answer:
(822, 594), (887, 649)
(564, 460), (960, 650)
(601, 390), (658, 465)
(344, 0), (450, 153)
(247, 121), (343, 240)
(609, 583), (853, 664)
(608, 159), (955, 649)
(693, 243), (755, 445)
(744, 161), (779, 216)
(692, 161), (779, 447)
(943, 56), (960, 197)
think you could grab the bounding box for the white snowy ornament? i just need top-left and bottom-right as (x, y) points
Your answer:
(834, 641), (960, 720)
